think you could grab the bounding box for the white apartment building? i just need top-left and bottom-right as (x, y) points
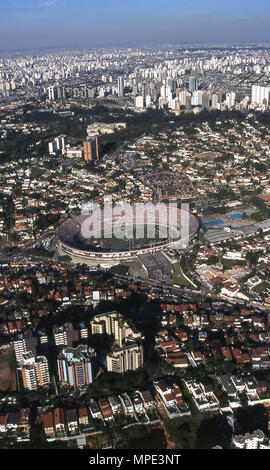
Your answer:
(251, 85), (270, 105)
(107, 342), (144, 374)
(20, 352), (50, 390)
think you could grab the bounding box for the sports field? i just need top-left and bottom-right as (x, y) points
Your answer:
(77, 224), (170, 252)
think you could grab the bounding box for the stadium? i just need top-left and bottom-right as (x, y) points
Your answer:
(56, 204), (199, 266)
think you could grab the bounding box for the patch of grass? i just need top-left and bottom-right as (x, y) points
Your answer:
(0, 348), (17, 391)
(252, 281), (270, 294)
(221, 257), (246, 270)
(30, 168), (45, 179)
(110, 265), (129, 276)
(173, 262), (193, 287)
(27, 247), (52, 258)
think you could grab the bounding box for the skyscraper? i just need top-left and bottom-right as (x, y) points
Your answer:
(35, 356), (51, 387)
(175, 100), (181, 116)
(20, 352), (50, 391)
(13, 331), (38, 362)
(167, 78), (177, 94)
(84, 135), (103, 161)
(135, 95), (144, 108)
(107, 343), (144, 374)
(226, 92), (236, 109)
(55, 135), (68, 152)
(211, 93), (219, 109)
(186, 95), (192, 110)
(202, 93), (210, 110)
(251, 85), (270, 105)
(191, 90), (203, 106)
(189, 73), (198, 93)
(145, 95), (152, 108)
(48, 86), (56, 100)
(117, 77), (124, 98)
(90, 311), (143, 347)
(57, 345), (96, 388)
(179, 90), (190, 106)
(90, 311), (144, 373)
(53, 323), (79, 349)
(49, 135), (68, 155)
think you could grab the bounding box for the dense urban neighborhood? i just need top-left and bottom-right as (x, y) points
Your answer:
(1, 42), (270, 451)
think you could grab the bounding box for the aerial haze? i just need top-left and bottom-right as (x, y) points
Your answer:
(1, 0), (270, 52)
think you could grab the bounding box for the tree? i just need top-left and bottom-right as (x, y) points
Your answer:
(239, 392), (249, 409)
(207, 255), (219, 266)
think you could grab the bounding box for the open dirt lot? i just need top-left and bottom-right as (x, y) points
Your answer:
(0, 348), (17, 392)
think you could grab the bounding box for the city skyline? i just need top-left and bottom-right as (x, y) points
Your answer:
(1, 0), (270, 52)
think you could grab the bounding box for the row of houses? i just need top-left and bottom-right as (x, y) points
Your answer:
(0, 409), (30, 439)
(184, 380), (220, 412)
(218, 374), (264, 407)
(88, 389), (156, 422)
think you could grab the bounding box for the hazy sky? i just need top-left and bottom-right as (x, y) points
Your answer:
(1, 0), (270, 51)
